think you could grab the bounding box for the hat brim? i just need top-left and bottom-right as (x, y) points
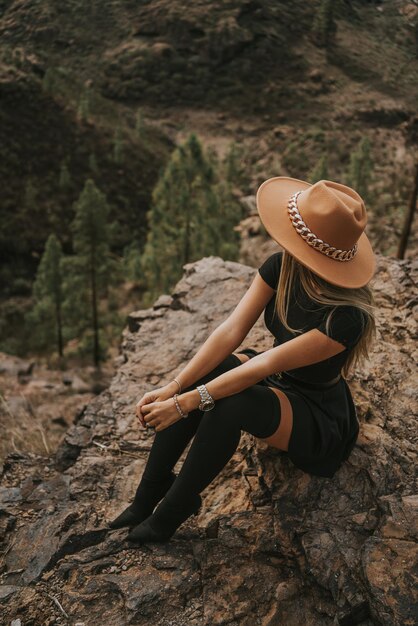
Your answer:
(256, 176), (376, 289)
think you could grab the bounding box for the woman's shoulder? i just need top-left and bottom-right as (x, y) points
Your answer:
(257, 251), (283, 290)
(318, 304), (367, 350)
(335, 304), (367, 324)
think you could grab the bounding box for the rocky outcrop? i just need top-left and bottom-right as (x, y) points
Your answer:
(0, 254), (416, 626)
(100, 0), (305, 106)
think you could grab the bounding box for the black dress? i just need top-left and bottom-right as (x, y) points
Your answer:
(238, 252), (367, 479)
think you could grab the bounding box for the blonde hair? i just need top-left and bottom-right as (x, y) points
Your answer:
(273, 249), (377, 377)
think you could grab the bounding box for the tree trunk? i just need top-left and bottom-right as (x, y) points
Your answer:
(56, 297), (63, 358)
(91, 247), (100, 367)
(397, 163), (418, 259)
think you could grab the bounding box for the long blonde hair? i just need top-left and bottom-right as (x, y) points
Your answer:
(273, 250), (377, 377)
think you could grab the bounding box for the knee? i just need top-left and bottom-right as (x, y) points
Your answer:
(198, 395), (242, 428)
(209, 354), (241, 377)
(232, 352), (251, 365)
(182, 354), (240, 394)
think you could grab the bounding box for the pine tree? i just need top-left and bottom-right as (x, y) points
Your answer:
(140, 133), (208, 294)
(140, 132), (243, 297)
(312, 0), (337, 49)
(123, 240), (143, 281)
(77, 87), (90, 122)
(201, 178), (242, 258)
(223, 140), (246, 187)
(59, 162), (71, 191)
(63, 179), (119, 366)
(27, 234), (65, 356)
(89, 152), (99, 174)
(347, 137), (373, 201)
(309, 155), (328, 183)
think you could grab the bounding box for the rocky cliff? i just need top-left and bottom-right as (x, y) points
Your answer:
(0, 253), (417, 626)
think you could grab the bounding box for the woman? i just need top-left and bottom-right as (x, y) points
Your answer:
(107, 176), (377, 544)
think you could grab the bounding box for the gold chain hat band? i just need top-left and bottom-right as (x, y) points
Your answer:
(287, 191), (358, 262)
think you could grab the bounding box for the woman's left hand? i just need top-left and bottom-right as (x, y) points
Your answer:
(141, 397), (186, 432)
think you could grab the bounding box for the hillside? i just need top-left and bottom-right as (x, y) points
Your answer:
(1, 1), (417, 112)
(0, 48), (172, 295)
(1, 0), (417, 299)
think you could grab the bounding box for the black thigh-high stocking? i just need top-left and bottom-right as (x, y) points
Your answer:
(161, 381), (282, 508)
(135, 354), (244, 495)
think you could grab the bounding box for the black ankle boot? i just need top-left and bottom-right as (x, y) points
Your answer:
(107, 471), (177, 530)
(126, 493), (202, 544)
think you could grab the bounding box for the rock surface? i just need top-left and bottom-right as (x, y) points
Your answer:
(0, 254), (417, 626)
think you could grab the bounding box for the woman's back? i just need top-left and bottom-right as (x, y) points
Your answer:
(258, 252), (367, 383)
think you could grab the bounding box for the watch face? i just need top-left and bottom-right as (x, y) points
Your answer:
(201, 399), (214, 411)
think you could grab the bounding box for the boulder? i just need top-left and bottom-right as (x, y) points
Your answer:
(0, 254), (416, 626)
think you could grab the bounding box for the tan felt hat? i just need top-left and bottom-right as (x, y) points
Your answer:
(256, 176), (377, 289)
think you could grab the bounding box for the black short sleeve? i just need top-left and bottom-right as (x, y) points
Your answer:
(316, 306), (366, 350)
(258, 252), (283, 290)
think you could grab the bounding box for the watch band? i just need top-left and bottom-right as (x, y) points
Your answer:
(196, 384), (215, 411)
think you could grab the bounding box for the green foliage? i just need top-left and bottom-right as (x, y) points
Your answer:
(32, 234), (63, 304)
(0, 299), (32, 356)
(135, 108), (145, 140)
(140, 132), (244, 298)
(77, 86), (91, 121)
(42, 68), (56, 94)
(71, 179), (111, 259)
(59, 162), (71, 191)
(67, 327), (108, 363)
(63, 179), (122, 365)
(346, 137), (373, 201)
(123, 240), (143, 282)
(312, 0), (337, 49)
(309, 154), (329, 183)
(24, 178), (37, 211)
(21, 179), (125, 365)
(42, 66), (70, 96)
(113, 125), (124, 165)
(60, 255), (92, 342)
(89, 152), (99, 174)
(223, 140), (246, 187)
(282, 140), (309, 175)
(25, 234), (65, 356)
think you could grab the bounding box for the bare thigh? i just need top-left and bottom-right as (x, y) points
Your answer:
(233, 352), (294, 452)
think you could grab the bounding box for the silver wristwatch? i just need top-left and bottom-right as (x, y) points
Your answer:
(196, 384), (215, 411)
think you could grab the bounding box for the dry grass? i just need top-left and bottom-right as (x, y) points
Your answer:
(0, 354), (109, 464)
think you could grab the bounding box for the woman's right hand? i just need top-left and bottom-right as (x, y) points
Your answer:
(135, 382), (180, 429)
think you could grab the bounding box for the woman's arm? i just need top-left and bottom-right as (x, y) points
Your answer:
(166, 321), (245, 394)
(176, 327), (347, 412)
(168, 272), (275, 394)
(136, 273), (275, 429)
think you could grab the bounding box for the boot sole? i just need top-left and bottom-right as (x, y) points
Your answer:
(106, 472), (177, 530)
(126, 503), (202, 544)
